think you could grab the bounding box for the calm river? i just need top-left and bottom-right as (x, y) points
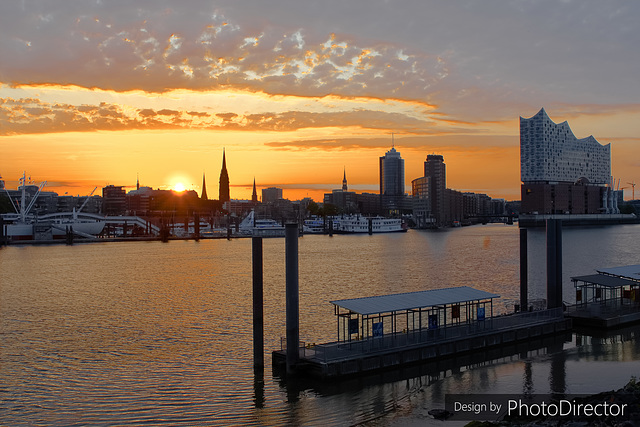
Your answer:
(2, 224), (640, 426)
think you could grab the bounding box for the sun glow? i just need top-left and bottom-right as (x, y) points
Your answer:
(173, 182), (186, 192)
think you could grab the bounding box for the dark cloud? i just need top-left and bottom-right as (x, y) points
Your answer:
(1, 1), (638, 129)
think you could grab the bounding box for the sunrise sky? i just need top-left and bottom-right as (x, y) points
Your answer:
(1, 1), (639, 202)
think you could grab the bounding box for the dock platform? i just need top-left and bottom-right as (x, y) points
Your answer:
(565, 267), (640, 328)
(273, 307), (571, 378)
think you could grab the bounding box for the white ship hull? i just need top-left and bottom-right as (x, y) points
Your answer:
(334, 216), (406, 233)
(2, 213), (106, 240)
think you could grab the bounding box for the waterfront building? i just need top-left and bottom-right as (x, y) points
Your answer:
(324, 169), (357, 213)
(424, 154), (447, 225)
(379, 145), (405, 215)
(219, 149), (230, 204)
(411, 176), (434, 228)
(262, 187), (283, 204)
(324, 170), (382, 215)
(411, 154), (505, 227)
(126, 186), (153, 215)
(102, 185), (127, 216)
(520, 108), (614, 214)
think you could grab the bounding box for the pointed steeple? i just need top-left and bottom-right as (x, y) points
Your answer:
(136, 173), (139, 191)
(219, 148), (230, 203)
(342, 167), (348, 191)
(201, 172), (208, 200)
(251, 177), (258, 203)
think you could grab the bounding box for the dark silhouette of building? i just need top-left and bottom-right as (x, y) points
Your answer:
(342, 167), (348, 191)
(324, 170), (381, 215)
(251, 178), (258, 203)
(102, 185), (126, 215)
(201, 173), (208, 200)
(262, 187), (283, 204)
(219, 149), (230, 204)
(424, 154), (446, 225)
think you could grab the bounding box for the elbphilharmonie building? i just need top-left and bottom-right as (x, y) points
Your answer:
(520, 108), (611, 185)
(520, 108), (615, 215)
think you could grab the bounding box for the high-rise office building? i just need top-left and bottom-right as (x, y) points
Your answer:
(520, 108), (613, 214)
(379, 145), (405, 214)
(424, 154), (446, 225)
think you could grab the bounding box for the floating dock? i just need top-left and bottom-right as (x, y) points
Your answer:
(273, 286), (571, 378)
(566, 265), (640, 328)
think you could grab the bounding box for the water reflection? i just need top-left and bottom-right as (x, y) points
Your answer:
(2, 225), (640, 426)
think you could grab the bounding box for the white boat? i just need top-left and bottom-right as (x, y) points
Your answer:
(238, 210), (286, 237)
(333, 215), (407, 234)
(1, 172), (106, 241)
(303, 217), (326, 234)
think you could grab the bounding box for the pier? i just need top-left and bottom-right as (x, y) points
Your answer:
(566, 264), (640, 328)
(273, 286), (571, 378)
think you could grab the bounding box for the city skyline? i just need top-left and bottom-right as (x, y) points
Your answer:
(1, 1), (639, 202)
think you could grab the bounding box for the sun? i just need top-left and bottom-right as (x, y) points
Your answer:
(173, 182), (186, 192)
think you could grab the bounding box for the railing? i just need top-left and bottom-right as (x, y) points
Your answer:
(311, 308), (564, 363)
(566, 298), (640, 318)
(279, 337), (308, 358)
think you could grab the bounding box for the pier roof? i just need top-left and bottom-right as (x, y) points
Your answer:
(330, 286), (499, 315)
(597, 265), (640, 281)
(571, 274), (638, 288)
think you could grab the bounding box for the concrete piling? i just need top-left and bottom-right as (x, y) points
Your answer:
(252, 236), (264, 368)
(520, 227), (528, 311)
(546, 219), (563, 309)
(285, 223), (300, 374)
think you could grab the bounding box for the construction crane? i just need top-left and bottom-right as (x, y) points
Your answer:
(628, 181), (636, 200)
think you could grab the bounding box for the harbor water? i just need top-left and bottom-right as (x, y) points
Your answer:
(2, 224), (640, 425)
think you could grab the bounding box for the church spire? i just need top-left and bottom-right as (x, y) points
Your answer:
(219, 148), (230, 203)
(342, 167), (348, 191)
(201, 172), (208, 200)
(251, 177), (258, 203)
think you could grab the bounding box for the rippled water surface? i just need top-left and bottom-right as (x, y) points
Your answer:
(2, 224), (640, 425)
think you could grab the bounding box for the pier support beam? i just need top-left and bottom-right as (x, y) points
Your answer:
(520, 228), (528, 311)
(546, 219), (563, 309)
(252, 236), (264, 369)
(285, 223), (300, 374)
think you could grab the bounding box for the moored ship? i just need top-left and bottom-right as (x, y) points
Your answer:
(1, 172), (106, 241)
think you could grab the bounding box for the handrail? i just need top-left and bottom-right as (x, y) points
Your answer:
(312, 308), (564, 363)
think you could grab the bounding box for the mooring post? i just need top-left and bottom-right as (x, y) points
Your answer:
(0, 216), (5, 246)
(520, 227), (528, 311)
(252, 236), (264, 368)
(555, 220), (563, 308)
(546, 219), (563, 309)
(194, 213), (200, 241)
(285, 223), (300, 374)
